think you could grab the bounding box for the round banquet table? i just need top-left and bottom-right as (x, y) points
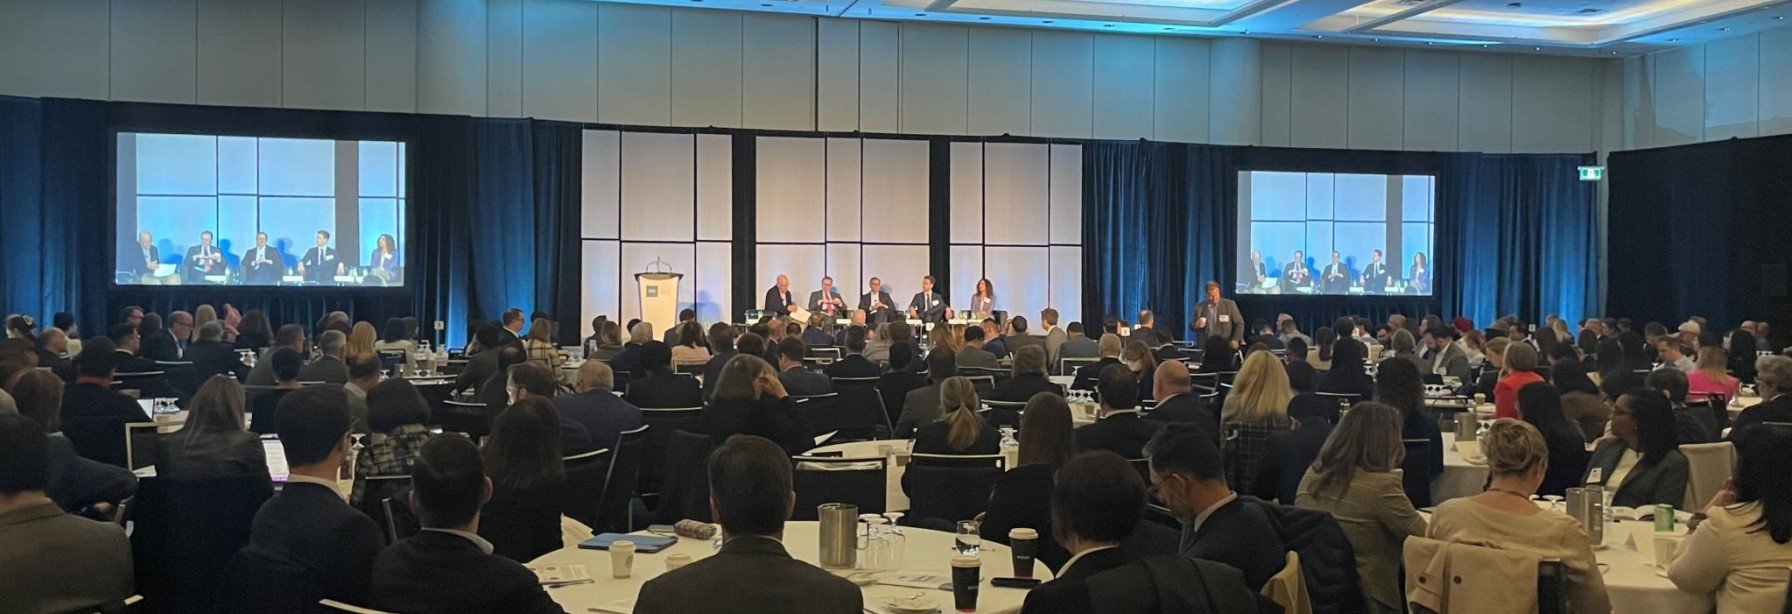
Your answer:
(529, 521), (1053, 613)
(1434, 432), (1491, 504)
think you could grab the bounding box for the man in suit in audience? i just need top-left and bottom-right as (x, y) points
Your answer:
(1730, 355), (1792, 436)
(623, 342), (703, 409)
(1280, 249), (1312, 293)
(142, 310), (190, 362)
(497, 308), (528, 348)
(296, 330), (350, 384)
(980, 319), (1009, 360)
(0, 415), (135, 614)
(859, 277), (897, 326)
(800, 314), (835, 348)
(371, 437), (565, 614)
(555, 361), (645, 451)
(132, 231), (161, 278)
(763, 275), (797, 316)
(60, 341), (151, 467)
(183, 230), (226, 283)
(822, 326), (882, 379)
(1188, 281), (1245, 349)
(1040, 309), (1068, 364)
(957, 326), (1001, 369)
(661, 309), (698, 346)
(247, 324), (309, 386)
(1421, 326), (1470, 380)
(774, 338), (832, 397)
(1005, 316), (1046, 356)
(1360, 249), (1391, 295)
(228, 387), (383, 607)
(608, 321), (653, 379)
(187, 322), (247, 381)
(1075, 365), (1161, 460)
(637, 435), (862, 611)
(895, 348), (957, 437)
(297, 230), (342, 283)
(807, 276), (847, 319)
(906, 276), (950, 325)
(107, 325), (159, 375)
(10, 369), (138, 514)
(702, 328), (744, 400)
(1127, 309), (1163, 348)
(1070, 334), (1124, 391)
(1146, 423), (1286, 591)
(1146, 361), (1220, 446)
(1320, 251), (1350, 294)
(241, 232), (282, 284)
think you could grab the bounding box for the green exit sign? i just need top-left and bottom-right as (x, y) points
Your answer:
(1578, 165), (1605, 181)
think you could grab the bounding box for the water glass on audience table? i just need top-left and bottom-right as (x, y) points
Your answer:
(955, 520), (982, 555)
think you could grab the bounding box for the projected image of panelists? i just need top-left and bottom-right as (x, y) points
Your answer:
(1233, 170), (1436, 297)
(112, 133), (408, 289)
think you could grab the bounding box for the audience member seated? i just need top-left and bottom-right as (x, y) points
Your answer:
(249, 349), (304, 436)
(696, 355), (815, 456)
(554, 360), (644, 451)
(1121, 342), (1158, 402)
(186, 321), (246, 381)
(671, 320), (712, 368)
(0, 415), (134, 613)
(586, 320), (625, 362)
(980, 393), (1075, 571)
(60, 339), (150, 467)
(958, 325), (1000, 369)
(1074, 364), (1159, 460)
(821, 325), (882, 379)
(1656, 337), (1695, 372)
(1493, 342), (1544, 420)
(1553, 361), (1610, 444)
(232, 386), (384, 606)
(1295, 402), (1427, 614)
(1005, 316), (1046, 356)
(801, 314), (835, 348)
(1517, 382), (1592, 497)
(1686, 346), (1739, 402)
(478, 345), (529, 419)
(1145, 423), (1285, 591)
(635, 435), (863, 612)
(896, 348), (959, 438)
(7, 370), (136, 514)
(298, 329), (351, 384)
(142, 310), (191, 362)
(521, 318), (564, 372)
(624, 342), (704, 409)
(246, 324), (308, 386)
(1583, 389), (1688, 509)
(457, 326), (508, 393)
(1732, 355), (1792, 436)
(1308, 327), (1337, 372)
(370, 435), (565, 613)
(1317, 337), (1375, 400)
(351, 379), (435, 508)
(1667, 425), (1792, 613)
(773, 337), (833, 397)
(478, 397), (568, 563)
(104, 324), (157, 375)
(1223, 350), (1294, 426)
(153, 375), (270, 484)
(701, 327), (747, 400)
(981, 320), (1009, 360)
(1429, 419), (1612, 613)
(1057, 322), (1099, 364)
(990, 345), (1063, 402)
(1375, 358), (1444, 506)
(1253, 387), (1335, 504)
(1070, 334), (1124, 391)
(1647, 368), (1719, 444)
(910, 377), (999, 455)
(1146, 361), (1220, 443)
(1194, 334), (1236, 375)
(611, 321), (652, 378)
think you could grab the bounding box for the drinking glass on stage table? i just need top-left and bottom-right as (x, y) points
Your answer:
(955, 520), (981, 555)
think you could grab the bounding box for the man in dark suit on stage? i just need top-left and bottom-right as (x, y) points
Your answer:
(1187, 281), (1245, 348)
(1280, 249), (1312, 293)
(807, 276), (846, 319)
(763, 274), (797, 316)
(298, 230), (342, 283)
(859, 277), (897, 325)
(183, 231), (226, 283)
(241, 232), (282, 285)
(131, 231), (160, 278)
(1320, 250), (1351, 294)
(1360, 249), (1391, 295)
(906, 275), (949, 325)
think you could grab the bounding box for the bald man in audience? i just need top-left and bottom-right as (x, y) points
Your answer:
(1145, 361), (1220, 443)
(1070, 334), (1124, 391)
(554, 360), (644, 453)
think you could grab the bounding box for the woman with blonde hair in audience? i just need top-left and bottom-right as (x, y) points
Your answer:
(1669, 425), (1792, 613)
(1429, 419), (1612, 613)
(587, 320), (624, 361)
(1121, 341), (1158, 401)
(939, 323), (967, 354)
(1686, 345), (1740, 403)
(152, 375), (269, 483)
(1296, 401), (1426, 614)
(911, 376), (998, 455)
(863, 323), (894, 364)
(348, 321), (378, 357)
(523, 317), (563, 370)
(979, 392), (1076, 570)
(1223, 349), (1294, 425)
(671, 320), (711, 367)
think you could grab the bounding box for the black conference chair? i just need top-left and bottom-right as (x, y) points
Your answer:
(831, 376), (891, 433)
(154, 360), (200, 399)
(436, 399), (490, 439)
(594, 425), (650, 533)
(790, 455), (888, 520)
(876, 371), (928, 429)
(636, 407), (703, 508)
(382, 496), (422, 544)
(901, 453), (1005, 524)
(62, 414), (135, 469)
(131, 475), (275, 613)
(793, 393), (881, 445)
(652, 430), (716, 525)
(560, 448), (613, 532)
(214, 548), (321, 614)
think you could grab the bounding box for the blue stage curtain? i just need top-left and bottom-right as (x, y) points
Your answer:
(1451, 154), (1598, 327)
(531, 121), (584, 345)
(0, 96), (47, 320)
(1083, 140), (1199, 336)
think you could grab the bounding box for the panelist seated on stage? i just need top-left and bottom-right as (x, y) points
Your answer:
(298, 230), (344, 283)
(1244, 250), (1268, 287)
(906, 275), (950, 324)
(1279, 249), (1313, 292)
(368, 233), (401, 285)
(807, 276), (847, 319)
(858, 277), (897, 325)
(763, 275), (799, 316)
(183, 230), (227, 283)
(129, 231), (162, 278)
(1319, 251), (1351, 294)
(1360, 249), (1392, 294)
(240, 232), (283, 284)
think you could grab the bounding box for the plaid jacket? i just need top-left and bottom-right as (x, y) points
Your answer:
(351, 423), (433, 507)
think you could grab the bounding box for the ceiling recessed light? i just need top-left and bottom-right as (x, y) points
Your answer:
(1533, 46), (1541, 50)
(1719, 27), (1731, 31)
(1043, 20), (1054, 24)
(1163, 27), (1174, 31)
(914, 12), (924, 16)
(1103, 23), (1114, 27)
(1668, 38), (1679, 42)
(978, 16), (989, 20)
(1314, 35), (1323, 38)
(1777, 15), (1786, 20)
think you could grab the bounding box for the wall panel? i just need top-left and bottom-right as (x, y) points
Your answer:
(522, 0), (599, 122)
(816, 19), (861, 132)
(365, 0), (419, 113)
(485, 0), (523, 117)
(1458, 54), (1513, 153)
(1346, 48), (1403, 151)
(1402, 51), (1458, 152)
(1511, 56), (1594, 153)
(858, 21), (901, 133)
(742, 14), (815, 130)
(111, 0), (199, 104)
(1092, 34), (1155, 140)
(598, 4), (672, 126)
(417, 0), (487, 116)
(1650, 46), (1704, 146)
(1288, 45), (1348, 149)
(1030, 31), (1094, 138)
(1703, 34), (1759, 141)
(968, 28), (1032, 137)
(900, 24), (971, 135)
(1153, 37), (1209, 144)
(671, 10), (744, 128)
(197, 0), (283, 107)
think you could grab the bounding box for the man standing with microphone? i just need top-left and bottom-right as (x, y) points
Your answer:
(1188, 280), (1244, 349)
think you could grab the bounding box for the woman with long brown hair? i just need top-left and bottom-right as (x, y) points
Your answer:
(979, 392), (1077, 570)
(1296, 402), (1425, 614)
(478, 397), (566, 562)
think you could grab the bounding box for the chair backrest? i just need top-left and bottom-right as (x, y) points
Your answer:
(214, 548), (318, 614)
(131, 475), (276, 612)
(876, 372), (927, 428)
(437, 400), (491, 439)
(61, 414), (134, 468)
(652, 430), (718, 525)
(381, 496), (421, 544)
(124, 421), (176, 470)
(1223, 422), (1290, 498)
(790, 455), (888, 520)
(1680, 441), (1737, 509)
(831, 377), (893, 437)
(637, 407), (704, 499)
(963, 375), (997, 397)
(1060, 357), (1099, 376)
(1315, 392), (1360, 408)
(792, 393), (884, 445)
(560, 448), (613, 531)
(674, 363), (704, 375)
(595, 425), (650, 534)
(984, 400), (1028, 412)
(357, 474), (413, 542)
(155, 360), (200, 398)
(319, 599), (399, 614)
(903, 453), (1005, 522)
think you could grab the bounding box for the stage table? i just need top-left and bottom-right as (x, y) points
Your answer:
(530, 521), (1052, 614)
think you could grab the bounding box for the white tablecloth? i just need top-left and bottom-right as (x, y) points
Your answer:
(529, 521), (1052, 614)
(1434, 432), (1490, 503)
(806, 439), (914, 512)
